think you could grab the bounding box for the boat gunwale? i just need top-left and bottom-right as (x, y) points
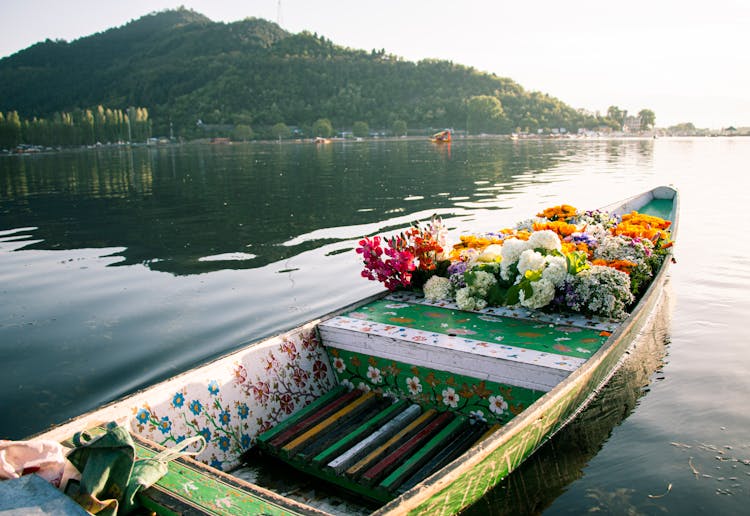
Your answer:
(374, 185), (679, 514)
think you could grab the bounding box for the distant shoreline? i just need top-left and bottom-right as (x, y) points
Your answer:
(3, 133), (747, 156)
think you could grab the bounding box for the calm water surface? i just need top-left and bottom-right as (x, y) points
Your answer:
(1, 138), (749, 514)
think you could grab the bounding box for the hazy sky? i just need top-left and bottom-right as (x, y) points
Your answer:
(2, 0), (749, 128)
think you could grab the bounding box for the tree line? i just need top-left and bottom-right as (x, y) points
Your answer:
(0, 106), (151, 149)
(0, 9), (656, 146)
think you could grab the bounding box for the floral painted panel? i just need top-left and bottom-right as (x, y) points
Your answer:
(327, 347), (544, 425)
(129, 326), (336, 471)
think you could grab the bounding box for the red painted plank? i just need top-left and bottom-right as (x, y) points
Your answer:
(360, 411), (453, 484)
(268, 389), (363, 448)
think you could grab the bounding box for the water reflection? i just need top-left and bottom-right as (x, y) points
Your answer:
(1, 141), (578, 275)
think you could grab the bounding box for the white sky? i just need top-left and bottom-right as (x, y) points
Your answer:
(2, 0), (749, 128)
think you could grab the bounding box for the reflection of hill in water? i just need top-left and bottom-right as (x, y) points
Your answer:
(0, 142), (568, 275)
(464, 283), (673, 516)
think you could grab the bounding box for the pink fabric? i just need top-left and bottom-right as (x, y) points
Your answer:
(0, 439), (66, 486)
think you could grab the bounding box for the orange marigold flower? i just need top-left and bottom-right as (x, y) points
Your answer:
(592, 258), (638, 274)
(533, 220), (577, 237)
(613, 211), (672, 243)
(537, 204), (578, 221)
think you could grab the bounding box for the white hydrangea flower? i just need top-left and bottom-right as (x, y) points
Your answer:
(500, 238), (530, 266)
(527, 229), (562, 252)
(542, 255), (568, 286)
(516, 249), (546, 276)
(456, 287), (485, 311)
(423, 275), (452, 301)
(519, 278), (556, 309)
(470, 270), (497, 296)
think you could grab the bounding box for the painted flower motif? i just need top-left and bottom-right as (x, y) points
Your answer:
(488, 394), (509, 415)
(208, 380), (220, 396)
(199, 427), (212, 443)
(367, 365), (383, 384)
(240, 434), (252, 449)
(280, 340), (298, 360)
(333, 357), (346, 373)
(189, 399), (203, 415)
(233, 364), (247, 384)
(172, 392), (185, 408)
(217, 436), (231, 451)
(237, 402), (249, 420)
(406, 376), (422, 395)
(251, 381), (270, 404)
(136, 408), (150, 424)
(313, 360), (328, 380)
(279, 393), (294, 414)
(210, 458), (223, 470)
(219, 410), (231, 425)
(215, 497), (232, 509)
(470, 409), (487, 423)
(292, 367), (310, 387)
(341, 378), (354, 390)
(442, 387), (460, 408)
(357, 382), (371, 392)
(301, 332), (317, 350)
(158, 416), (172, 435)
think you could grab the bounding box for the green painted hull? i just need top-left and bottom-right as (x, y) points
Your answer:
(374, 191), (677, 515)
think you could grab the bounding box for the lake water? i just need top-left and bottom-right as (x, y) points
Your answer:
(1, 138), (749, 514)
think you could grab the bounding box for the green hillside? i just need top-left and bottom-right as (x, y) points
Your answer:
(0, 7), (612, 140)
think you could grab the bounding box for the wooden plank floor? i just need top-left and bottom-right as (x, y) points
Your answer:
(255, 390), (493, 501)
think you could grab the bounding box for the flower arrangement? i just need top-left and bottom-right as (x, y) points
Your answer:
(356, 215), (448, 291)
(356, 204), (673, 321)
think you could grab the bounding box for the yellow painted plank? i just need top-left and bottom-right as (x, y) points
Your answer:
(346, 409), (437, 478)
(281, 392), (377, 455)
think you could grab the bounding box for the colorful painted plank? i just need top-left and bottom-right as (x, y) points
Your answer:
(266, 389), (362, 448)
(280, 391), (378, 457)
(346, 409), (437, 478)
(255, 385), (348, 446)
(327, 404), (422, 475)
(395, 422), (488, 495)
(311, 399), (409, 467)
(378, 415), (469, 493)
(360, 411), (454, 485)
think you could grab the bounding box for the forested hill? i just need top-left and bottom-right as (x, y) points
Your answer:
(0, 7), (606, 138)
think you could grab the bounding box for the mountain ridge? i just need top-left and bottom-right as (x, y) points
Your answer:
(0, 8), (610, 137)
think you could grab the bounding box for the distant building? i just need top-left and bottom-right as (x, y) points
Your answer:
(623, 116), (642, 133)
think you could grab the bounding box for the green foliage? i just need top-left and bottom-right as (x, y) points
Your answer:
(638, 109), (656, 129)
(352, 121), (369, 137)
(232, 124), (253, 141)
(0, 106), (150, 148)
(0, 8), (645, 139)
(311, 118), (333, 137)
(391, 119), (407, 136)
(466, 95), (507, 135)
(271, 122), (290, 140)
(566, 251), (590, 274)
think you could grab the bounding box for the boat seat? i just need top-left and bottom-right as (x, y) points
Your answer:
(254, 387), (497, 502)
(318, 292), (612, 392)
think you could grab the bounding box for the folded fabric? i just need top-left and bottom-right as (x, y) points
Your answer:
(0, 439), (66, 486)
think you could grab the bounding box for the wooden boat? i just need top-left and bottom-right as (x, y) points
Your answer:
(430, 129), (451, 143)
(24, 186), (678, 515)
